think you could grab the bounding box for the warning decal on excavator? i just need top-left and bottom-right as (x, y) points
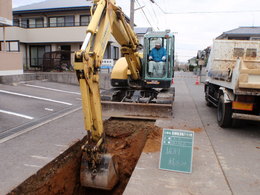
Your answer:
(159, 129), (194, 173)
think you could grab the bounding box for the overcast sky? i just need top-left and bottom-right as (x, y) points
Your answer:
(12, 0), (260, 62)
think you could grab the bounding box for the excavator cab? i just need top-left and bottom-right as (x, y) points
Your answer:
(142, 30), (175, 89)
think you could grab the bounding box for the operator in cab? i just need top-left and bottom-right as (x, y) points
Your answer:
(148, 40), (167, 78)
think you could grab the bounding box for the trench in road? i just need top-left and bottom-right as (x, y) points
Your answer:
(8, 119), (163, 195)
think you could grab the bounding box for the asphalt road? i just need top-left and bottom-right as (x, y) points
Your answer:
(0, 72), (259, 194)
(0, 80), (82, 142)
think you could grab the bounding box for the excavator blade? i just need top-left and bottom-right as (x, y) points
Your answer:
(102, 101), (173, 118)
(101, 87), (175, 118)
(80, 153), (119, 190)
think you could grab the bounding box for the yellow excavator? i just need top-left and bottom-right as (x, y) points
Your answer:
(74, 0), (175, 190)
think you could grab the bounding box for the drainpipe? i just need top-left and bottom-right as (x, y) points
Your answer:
(3, 26), (6, 52)
(25, 44), (28, 70)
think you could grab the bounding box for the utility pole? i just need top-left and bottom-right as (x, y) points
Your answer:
(130, 0), (134, 29)
(130, 0), (155, 29)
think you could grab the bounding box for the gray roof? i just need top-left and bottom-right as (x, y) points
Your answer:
(13, 0), (92, 12)
(217, 26), (260, 39)
(134, 27), (153, 34)
(224, 27), (260, 35)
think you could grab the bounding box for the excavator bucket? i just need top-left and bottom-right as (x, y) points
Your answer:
(80, 153), (119, 190)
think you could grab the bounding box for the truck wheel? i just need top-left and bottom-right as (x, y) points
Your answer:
(205, 86), (213, 107)
(217, 95), (232, 128)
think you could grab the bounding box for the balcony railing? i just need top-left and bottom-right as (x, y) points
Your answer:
(13, 22), (89, 29)
(27, 56), (73, 72)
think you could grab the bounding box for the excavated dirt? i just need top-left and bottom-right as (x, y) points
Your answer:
(143, 126), (163, 153)
(9, 119), (162, 195)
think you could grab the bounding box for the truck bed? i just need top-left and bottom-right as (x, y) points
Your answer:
(207, 40), (260, 92)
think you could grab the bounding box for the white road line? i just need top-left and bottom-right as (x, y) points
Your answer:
(55, 144), (68, 147)
(24, 84), (81, 95)
(24, 164), (41, 168)
(45, 108), (54, 111)
(31, 155), (51, 161)
(0, 90), (73, 106)
(0, 107), (81, 144)
(0, 109), (34, 120)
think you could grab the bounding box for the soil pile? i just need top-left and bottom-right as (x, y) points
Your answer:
(143, 126), (162, 153)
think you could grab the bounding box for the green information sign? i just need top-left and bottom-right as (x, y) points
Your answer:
(159, 129), (194, 173)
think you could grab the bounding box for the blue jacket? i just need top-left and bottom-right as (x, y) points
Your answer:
(149, 47), (167, 62)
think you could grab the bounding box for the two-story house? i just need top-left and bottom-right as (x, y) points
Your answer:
(0, 0), (23, 76)
(0, 0), (120, 71)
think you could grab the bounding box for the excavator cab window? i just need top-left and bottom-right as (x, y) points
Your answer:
(147, 37), (168, 78)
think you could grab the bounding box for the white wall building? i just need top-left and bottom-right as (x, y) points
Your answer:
(0, 0), (120, 71)
(0, 0), (23, 76)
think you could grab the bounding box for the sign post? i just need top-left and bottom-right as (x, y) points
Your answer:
(159, 129), (194, 173)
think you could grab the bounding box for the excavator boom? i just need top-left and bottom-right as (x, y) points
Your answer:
(74, 0), (143, 190)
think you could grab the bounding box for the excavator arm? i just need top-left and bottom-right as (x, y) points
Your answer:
(74, 0), (141, 190)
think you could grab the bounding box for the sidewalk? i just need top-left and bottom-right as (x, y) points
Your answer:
(124, 75), (232, 195)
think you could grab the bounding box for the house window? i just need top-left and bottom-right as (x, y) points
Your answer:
(251, 37), (260, 40)
(30, 45), (51, 67)
(57, 17), (65, 27)
(13, 19), (20, 27)
(49, 18), (56, 27)
(80, 15), (91, 26)
(21, 19), (27, 28)
(112, 46), (119, 60)
(0, 41), (19, 52)
(21, 18), (44, 28)
(49, 16), (75, 27)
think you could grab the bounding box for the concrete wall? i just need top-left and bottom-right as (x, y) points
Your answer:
(0, 51), (23, 75)
(0, 72), (111, 90)
(0, 0), (12, 26)
(35, 72), (111, 89)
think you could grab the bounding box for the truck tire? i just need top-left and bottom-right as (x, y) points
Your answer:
(205, 86), (213, 107)
(217, 95), (232, 128)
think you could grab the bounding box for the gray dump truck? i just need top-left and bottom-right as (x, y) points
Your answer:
(205, 39), (260, 127)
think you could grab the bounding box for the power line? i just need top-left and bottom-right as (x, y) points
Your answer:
(135, 0), (154, 28)
(152, 1), (260, 15)
(140, 0), (159, 30)
(147, 0), (160, 30)
(148, 0), (167, 29)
